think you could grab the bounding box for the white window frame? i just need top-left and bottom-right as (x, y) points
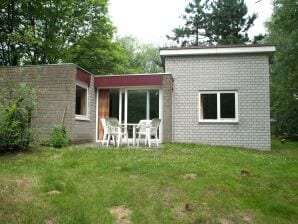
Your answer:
(75, 82), (90, 121)
(198, 90), (238, 123)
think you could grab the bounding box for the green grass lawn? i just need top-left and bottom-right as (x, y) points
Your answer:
(0, 139), (297, 224)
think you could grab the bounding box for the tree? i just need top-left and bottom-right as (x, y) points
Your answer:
(167, 0), (257, 46)
(205, 0), (256, 44)
(136, 43), (163, 73)
(0, 0), (23, 65)
(61, 16), (129, 75)
(116, 36), (163, 74)
(167, 0), (207, 46)
(0, 0), (115, 66)
(266, 0), (298, 136)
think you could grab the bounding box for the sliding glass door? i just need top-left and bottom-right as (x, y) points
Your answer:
(98, 88), (162, 141)
(123, 89), (159, 124)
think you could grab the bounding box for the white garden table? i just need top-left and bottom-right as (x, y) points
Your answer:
(119, 123), (139, 146)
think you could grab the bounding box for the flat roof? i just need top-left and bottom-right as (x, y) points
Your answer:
(160, 44), (276, 57)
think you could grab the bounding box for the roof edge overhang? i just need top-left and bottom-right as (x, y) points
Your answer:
(76, 66), (93, 86)
(160, 45), (276, 57)
(94, 73), (172, 88)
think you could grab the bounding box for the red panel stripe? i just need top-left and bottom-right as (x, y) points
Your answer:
(76, 68), (91, 86)
(94, 75), (163, 88)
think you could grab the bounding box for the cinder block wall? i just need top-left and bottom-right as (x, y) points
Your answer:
(165, 54), (271, 150)
(72, 76), (96, 143)
(162, 74), (173, 142)
(0, 64), (77, 142)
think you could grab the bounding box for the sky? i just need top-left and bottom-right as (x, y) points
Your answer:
(109, 0), (273, 46)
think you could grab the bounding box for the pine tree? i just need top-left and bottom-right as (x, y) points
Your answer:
(206, 0), (257, 44)
(167, 0), (207, 46)
(167, 0), (257, 46)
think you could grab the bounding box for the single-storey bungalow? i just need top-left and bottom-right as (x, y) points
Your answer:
(0, 44), (276, 150)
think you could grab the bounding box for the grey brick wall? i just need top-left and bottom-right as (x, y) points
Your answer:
(162, 74), (173, 142)
(72, 75), (96, 143)
(0, 64), (76, 142)
(165, 54), (271, 150)
(0, 64), (97, 144)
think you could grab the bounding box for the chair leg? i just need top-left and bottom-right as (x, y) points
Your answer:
(126, 134), (129, 146)
(106, 135), (110, 147)
(137, 134), (141, 146)
(155, 134), (158, 147)
(148, 134), (151, 147)
(117, 134), (121, 147)
(144, 134), (147, 146)
(112, 135), (116, 146)
(102, 133), (106, 146)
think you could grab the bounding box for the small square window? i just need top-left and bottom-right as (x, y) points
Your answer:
(199, 91), (238, 122)
(76, 85), (88, 116)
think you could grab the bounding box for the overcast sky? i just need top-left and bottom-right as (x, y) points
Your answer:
(109, 0), (273, 46)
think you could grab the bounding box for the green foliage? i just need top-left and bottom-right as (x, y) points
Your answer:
(0, 80), (37, 152)
(43, 125), (70, 148)
(116, 36), (163, 74)
(206, 0), (257, 44)
(64, 35), (163, 75)
(168, 0), (257, 46)
(167, 0), (207, 46)
(0, 0), (114, 66)
(63, 26), (126, 75)
(266, 0), (298, 136)
(0, 1), (162, 75)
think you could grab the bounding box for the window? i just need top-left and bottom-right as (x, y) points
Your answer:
(199, 91), (238, 122)
(75, 84), (88, 119)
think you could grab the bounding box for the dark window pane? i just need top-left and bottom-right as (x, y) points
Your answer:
(121, 92), (125, 124)
(109, 89), (119, 118)
(127, 90), (147, 123)
(220, 93), (235, 118)
(149, 90), (159, 119)
(201, 94), (217, 119)
(76, 86), (87, 115)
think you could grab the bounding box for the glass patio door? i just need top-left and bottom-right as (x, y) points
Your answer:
(97, 88), (162, 142)
(118, 88), (161, 139)
(127, 90), (147, 123)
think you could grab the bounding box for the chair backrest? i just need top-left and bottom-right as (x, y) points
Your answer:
(101, 118), (108, 132)
(108, 117), (119, 126)
(137, 120), (151, 133)
(107, 117), (119, 133)
(150, 118), (161, 134)
(151, 118), (161, 128)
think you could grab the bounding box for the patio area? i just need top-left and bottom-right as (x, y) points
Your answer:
(94, 73), (173, 146)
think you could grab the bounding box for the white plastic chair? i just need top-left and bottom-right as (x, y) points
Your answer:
(136, 120), (151, 146)
(107, 117), (129, 147)
(100, 118), (115, 146)
(100, 118), (115, 145)
(147, 118), (161, 147)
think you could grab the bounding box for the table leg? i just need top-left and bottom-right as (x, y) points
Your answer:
(132, 126), (136, 146)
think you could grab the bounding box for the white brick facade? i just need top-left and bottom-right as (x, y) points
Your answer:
(164, 54), (271, 150)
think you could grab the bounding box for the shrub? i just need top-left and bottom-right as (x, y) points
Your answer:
(0, 82), (37, 152)
(43, 125), (70, 148)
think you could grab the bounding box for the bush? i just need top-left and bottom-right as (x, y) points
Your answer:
(43, 125), (70, 148)
(0, 82), (37, 152)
